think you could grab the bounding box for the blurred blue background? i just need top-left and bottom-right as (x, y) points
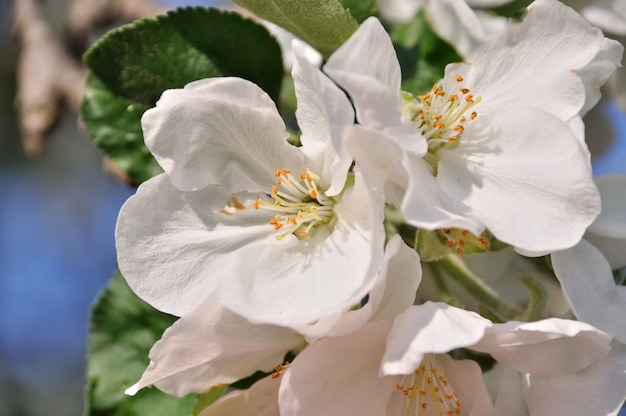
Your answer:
(0, 0), (625, 415)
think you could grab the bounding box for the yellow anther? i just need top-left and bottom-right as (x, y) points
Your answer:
(432, 114), (443, 120)
(253, 200), (259, 209)
(471, 111), (477, 120)
(434, 122), (445, 129)
(454, 74), (464, 82)
(465, 94), (474, 102)
(460, 88), (470, 94)
(271, 185), (278, 195)
(454, 125), (464, 134)
(448, 94), (458, 102)
(309, 189), (317, 199)
(298, 230), (307, 236)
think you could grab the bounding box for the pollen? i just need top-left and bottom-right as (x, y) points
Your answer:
(395, 354), (462, 416)
(408, 76), (482, 155)
(441, 228), (490, 255)
(253, 168), (336, 240)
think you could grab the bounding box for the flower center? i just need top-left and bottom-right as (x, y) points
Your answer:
(253, 168), (336, 240)
(440, 228), (489, 255)
(395, 354), (462, 416)
(404, 74), (481, 156)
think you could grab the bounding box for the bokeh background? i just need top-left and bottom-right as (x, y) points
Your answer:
(0, 0), (625, 415)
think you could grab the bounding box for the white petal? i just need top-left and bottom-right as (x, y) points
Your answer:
(552, 239), (626, 343)
(437, 355), (494, 416)
(128, 294), (303, 397)
(377, 0), (425, 22)
(143, 77), (304, 192)
(458, 0), (610, 125)
(577, 37), (624, 116)
(292, 41), (353, 195)
(324, 18), (426, 155)
(116, 174), (275, 316)
(437, 108), (600, 255)
(522, 341), (626, 416)
(492, 367), (529, 416)
(381, 302), (493, 375)
(466, 0), (513, 6)
(473, 317), (612, 376)
(581, 0), (626, 36)
(278, 320), (397, 416)
(588, 174), (626, 239)
(294, 234), (420, 340)
(345, 125), (481, 233)
(216, 171), (386, 326)
(370, 235), (422, 321)
(198, 376), (280, 416)
(427, 0), (508, 58)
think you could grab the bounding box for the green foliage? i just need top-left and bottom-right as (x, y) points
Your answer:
(85, 271), (197, 415)
(390, 11), (462, 95)
(338, 0), (378, 23)
(192, 386), (229, 416)
(81, 8), (283, 185)
(232, 0), (359, 58)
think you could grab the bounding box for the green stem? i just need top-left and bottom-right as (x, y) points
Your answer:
(426, 261), (449, 300)
(438, 254), (523, 319)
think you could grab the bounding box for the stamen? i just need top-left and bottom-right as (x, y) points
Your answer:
(253, 169), (336, 240)
(394, 355), (462, 416)
(440, 228), (490, 254)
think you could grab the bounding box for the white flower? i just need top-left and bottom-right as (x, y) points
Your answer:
(124, 235), (421, 397)
(279, 302), (615, 416)
(116, 42), (385, 326)
(323, 0), (621, 255)
(197, 375), (280, 416)
(552, 174), (626, 343)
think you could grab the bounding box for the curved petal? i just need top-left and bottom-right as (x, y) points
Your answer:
(437, 355), (494, 416)
(324, 18), (426, 155)
(345, 125), (481, 233)
(522, 341), (626, 416)
(581, 0), (626, 36)
(198, 376), (280, 416)
(473, 317), (612, 376)
(577, 37), (624, 116)
(294, 234), (421, 340)
(377, 0), (425, 22)
(381, 302), (493, 376)
(278, 320), (397, 416)
(126, 294), (303, 397)
(437, 108), (600, 255)
(427, 0), (508, 58)
(292, 41), (353, 195)
(453, 0), (611, 125)
(143, 77), (304, 193)
(588, 174), (626, 239)
(216, 171), (386, 326)
(552, 239), (626, 343)
(116, 174), (275, 316)
(492, 367), (528, 416)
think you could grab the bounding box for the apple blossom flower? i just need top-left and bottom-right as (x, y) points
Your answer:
(552, 174), (626, 343)
(197, 375), (280, 416)
(323, 0), (623, 256)
(279, 302), (615, 416)
(115, 42), (386, 327)
(125, 235), (421, 397)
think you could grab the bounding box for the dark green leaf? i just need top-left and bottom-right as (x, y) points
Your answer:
(232, 0), (359, 58)
(81, 75), (162, 185)
(338, 0), (378, 23)
(81, 8), (284, 185)
(85, 271), (196, 416)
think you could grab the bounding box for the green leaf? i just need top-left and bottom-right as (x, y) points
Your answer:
(232, 0), (359, 58)
(85, 271), (196, 416)
(81, 75), (162, 185)
(390, 11), (462, 95)
(337, 0), (378, 23)
(81, 8), (283, 185)
(192, 386), (228, 416)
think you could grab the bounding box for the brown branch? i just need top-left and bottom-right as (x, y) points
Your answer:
(67, 0), (167, 41)
(13, 0), (86, 157)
